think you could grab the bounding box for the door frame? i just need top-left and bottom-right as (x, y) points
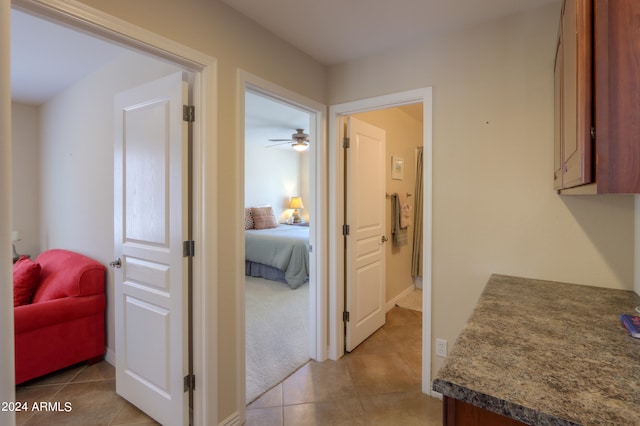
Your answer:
(236, 70), (327, 415)
(328, 88), (433, 394)
(10, 1), (218, 424)
(0, 3), (12, 423)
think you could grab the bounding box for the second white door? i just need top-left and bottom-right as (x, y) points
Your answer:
(344, 117), (386, 352)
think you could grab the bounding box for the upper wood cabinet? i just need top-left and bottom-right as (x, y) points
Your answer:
(554, 0), (640, 194)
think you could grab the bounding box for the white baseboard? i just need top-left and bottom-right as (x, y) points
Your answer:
(104, 347), (115, 366)
(219, 411), (240, 426)
(429, 389), (443, 400)
(413, 275), (423, 289)
(385, 284), (416, 312)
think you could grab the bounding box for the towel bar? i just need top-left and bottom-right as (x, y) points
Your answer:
(385, 192), (411, 198)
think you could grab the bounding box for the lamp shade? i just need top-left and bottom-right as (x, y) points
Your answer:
(289, 196), (304, 209)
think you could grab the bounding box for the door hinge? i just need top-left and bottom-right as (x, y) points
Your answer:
(591, 126), (595, 140)
(342, 224), (350, 236)
(343, 311), (350, 322)
(343, 137), (350, 149)
(183, 240), (195, 257)
(184, 374), (195, 392)
(183, 105), (195, 123)
(309, 244), (313, 253)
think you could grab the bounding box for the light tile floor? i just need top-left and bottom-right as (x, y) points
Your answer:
(15, 360), (159, 425)
(246, 307), (443, 425)
(14, 307), (441, 426)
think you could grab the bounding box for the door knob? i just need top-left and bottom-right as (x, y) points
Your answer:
(381, 236), (388, 243)
(109, 258), (122, 268)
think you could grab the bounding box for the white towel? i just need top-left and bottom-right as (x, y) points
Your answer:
(399, 193), (412, 229)
(392, 195), (408, 246)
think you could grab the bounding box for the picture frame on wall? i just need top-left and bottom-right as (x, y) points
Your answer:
(392, 156), (404, 180)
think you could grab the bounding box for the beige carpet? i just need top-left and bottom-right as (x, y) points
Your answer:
(245, 276), (309, 404)
(395, 289), (422, 312)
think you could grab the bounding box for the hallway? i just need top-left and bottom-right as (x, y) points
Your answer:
(246, 307), (442, 425)
(14, 306), (440, 425)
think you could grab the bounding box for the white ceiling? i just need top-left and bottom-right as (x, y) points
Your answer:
(221, 0), (559, 65)
(245, 91), (311, 150)
(11, 9), (123, 105)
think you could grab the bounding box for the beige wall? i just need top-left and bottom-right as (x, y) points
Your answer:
(353, 107), (423, 304)
(330, 1), (635, 377)
(299, 151), (311, 223)
(245, 146), (305, 221)
(11, 102), (40, 258)
(76, 0), (327, 421)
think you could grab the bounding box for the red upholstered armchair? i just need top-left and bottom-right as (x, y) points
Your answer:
(14, 249), (106, 384)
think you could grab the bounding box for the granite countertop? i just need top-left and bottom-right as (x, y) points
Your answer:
(432, 274), (640, 426)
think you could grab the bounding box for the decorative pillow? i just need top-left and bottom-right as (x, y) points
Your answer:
(252, 206), (278, 229)
(13, 256), (41, 307)
(244, 208), (255, 230)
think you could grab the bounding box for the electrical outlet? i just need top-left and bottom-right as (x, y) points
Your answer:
(436, 338), (448, 357)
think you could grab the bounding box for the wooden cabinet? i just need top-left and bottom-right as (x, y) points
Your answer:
(442, 397), (528, 426)
(554, 0), (640, 194)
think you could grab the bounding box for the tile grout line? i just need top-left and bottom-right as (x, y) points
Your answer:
(243, 308), (438, 425)
(106, 396), (128, 426)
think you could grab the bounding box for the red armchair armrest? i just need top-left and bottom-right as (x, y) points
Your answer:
(14, 295), (105, 334)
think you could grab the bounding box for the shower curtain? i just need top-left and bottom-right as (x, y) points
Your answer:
(411, 147), (423, 276)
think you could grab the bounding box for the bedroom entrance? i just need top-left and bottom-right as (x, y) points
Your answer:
(239, 74), (326, 407)
(7, 2), (216, 424)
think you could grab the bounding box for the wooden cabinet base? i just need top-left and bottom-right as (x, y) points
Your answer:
(443, 396), (528, 426)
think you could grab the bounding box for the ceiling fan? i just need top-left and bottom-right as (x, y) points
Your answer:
(266, 128), (310, 151)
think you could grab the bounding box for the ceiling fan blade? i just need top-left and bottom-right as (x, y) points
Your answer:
(265, 141), (292, 148)
(265, 129), (309, 149)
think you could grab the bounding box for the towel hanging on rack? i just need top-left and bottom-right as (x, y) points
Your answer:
(391, 194), (408, 246)
(398, 193), (412, 229)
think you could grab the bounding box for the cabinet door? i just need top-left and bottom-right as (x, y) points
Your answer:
(593, 0), (640, 193)
(554, 31), (563, 190)
(561, 0), (593, 189)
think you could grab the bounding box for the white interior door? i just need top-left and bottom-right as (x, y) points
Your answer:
(113, 72), (189, 426)
(345, 117), (386, 352)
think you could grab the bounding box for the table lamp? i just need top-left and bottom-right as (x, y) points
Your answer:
(289, 197), (304, 223)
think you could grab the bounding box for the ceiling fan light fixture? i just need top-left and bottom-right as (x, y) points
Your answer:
(267, 128), (310, 151)
(292, 141), (309, 152)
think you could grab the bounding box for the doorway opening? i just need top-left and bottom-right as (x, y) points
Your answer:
(329, 88), (433, 395)
(238, 71), (327, 412)
(9, 2), (217, 424)
(243, 89), (312, 404)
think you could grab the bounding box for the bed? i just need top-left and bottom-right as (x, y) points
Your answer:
(244, 206), (309, 289)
